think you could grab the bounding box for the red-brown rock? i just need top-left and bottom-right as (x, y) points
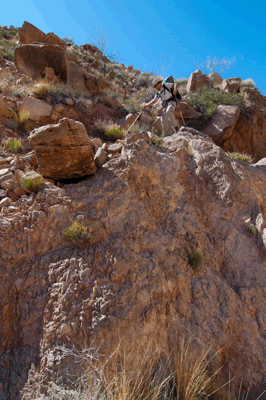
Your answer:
(14, 44), (67, 81)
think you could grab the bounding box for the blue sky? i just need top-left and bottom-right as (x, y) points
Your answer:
(2, 0), (266, 94)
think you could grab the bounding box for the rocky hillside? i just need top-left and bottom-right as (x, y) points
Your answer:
(1, 22), (266, 400)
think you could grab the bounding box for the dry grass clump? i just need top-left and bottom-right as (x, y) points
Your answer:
(31, 81), (51, 98)
(21, 336), (230, 400)
(228, 152), (253, 163)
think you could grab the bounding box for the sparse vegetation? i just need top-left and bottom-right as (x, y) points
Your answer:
(23, 178), (42, 192)
(186, 87), (246, 118)
(32, 81), (51, 98)
(241, 78), (256, 88)
(228, 152), (253, 163)
(105, 124), (125, 140)
(8, 138), (22, 153)
(0, 38), (16, 61)
(64, 221), (90, 243)
(245, 224), (256, 235)
(197, 54), (243, 74)
(189, 251), (203, 271)
(152, 136), (164, 148)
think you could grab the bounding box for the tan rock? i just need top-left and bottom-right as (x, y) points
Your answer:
(0, 169), (12, 184)
(28, 118), (97, 180)
(7, 190), (19, 202)
(20, 97), (52, 122)
(14, 44), (67, 81)
(208, 72), (223, 88)
(148, 117), (163, 135)
(221, 77), (241, 93)
(125, 131), (150, 145)
(117, 113), (136, 130)
(94, 147), (108, 168)
(102, 95), (121, 109)
(107, 142), (123, 154)
(0, 197), (12, 209)
(202, 105), (240, 144)
(187, 69), (211, 92)
(90, 138), (103, 148)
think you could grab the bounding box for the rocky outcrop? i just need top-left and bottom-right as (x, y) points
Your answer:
(187, 69), (211, 92)
(208, 72), (223, 88)
(28, 118), (97, 180)
(1, 131), (266, 398)
(18, 21), (65, 48)
(84, 72), (111, 95)
(221, 77), (241, 93)
(14, 44), (67, 81)
(222, 89), (266, 162)
(202, 105), (240, 144)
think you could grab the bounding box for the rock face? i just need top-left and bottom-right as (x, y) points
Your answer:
(187, 69), (211, 92)
(202, 105), (240, 144)
(18, 21), (65, 48)
(1, 131), (266, 398)
(28, 118), (97, 180)
(67, 61), (88, 92)
(222, 89), (266, 162)
(14, 44), (67, 81)
(208, 72), (223, 88)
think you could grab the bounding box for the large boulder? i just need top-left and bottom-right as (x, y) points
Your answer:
(18, 21), (65, 48)
(202, 105), (240, 144)
(174, 101), (203, 122)
(14, 44), (67, 81)
(187, 69), (211, 92)
(221, 78), (241, 94)
(208, 72), (223, 88)
(28, 118), (97, 180)
(19, 97), (52, 122)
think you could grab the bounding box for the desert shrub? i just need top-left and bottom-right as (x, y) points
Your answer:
(241, 78), (255, 88)
(64, 221), (90, 243)
(9, 138), (22, 153)
(23, 178), (42, 192)
(19, 109), (30, 124)
(135, 73), (153, 89)
(105, 124), (125, 140)
(245, 224), (256, 235)
(186, 87), (246, 118)
(189, 251), (203, 271)
(62, 36), (75, 46)
(0, 39), (16, 61)
(32, 81), (50, 98)
(48, 82), (92, 105)
(228, 152), (253, 163)
(0, 27), (18, 39)
(152, 136), (164, 148)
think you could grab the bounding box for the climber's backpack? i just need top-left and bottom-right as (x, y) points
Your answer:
(162, 75), (182, 102)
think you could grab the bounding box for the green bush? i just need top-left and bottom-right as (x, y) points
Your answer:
(23, 178), (42, 192)
(228, 152), (253, 163)
(186, 87), (246, 118)
(189, 251), (203, 271)
(0, 39), (16, 61)
(105, 124), (125, 140)
(64, 221), (90, 243)
(9, 138), (22, 153)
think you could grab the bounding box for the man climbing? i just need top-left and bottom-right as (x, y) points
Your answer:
(143, 76), (181, 136)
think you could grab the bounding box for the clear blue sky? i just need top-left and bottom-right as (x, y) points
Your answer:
(2, 0), (266, 94)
